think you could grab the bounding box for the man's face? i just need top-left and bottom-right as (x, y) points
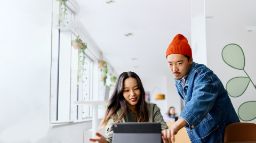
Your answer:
(166, 54), (192, 80)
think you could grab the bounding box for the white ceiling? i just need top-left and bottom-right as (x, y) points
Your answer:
(76, 0), (191, 80)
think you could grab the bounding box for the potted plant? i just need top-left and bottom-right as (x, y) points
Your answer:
(72, 36), (87, 82)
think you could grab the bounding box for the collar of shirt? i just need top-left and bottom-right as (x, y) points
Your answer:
(181, 76), (187, 88)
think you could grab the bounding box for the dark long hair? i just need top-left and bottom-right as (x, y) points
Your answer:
(167, 106), (176, 116)
(101, 71), (149, 125)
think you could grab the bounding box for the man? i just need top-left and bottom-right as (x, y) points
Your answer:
(165, 34), (239, 143)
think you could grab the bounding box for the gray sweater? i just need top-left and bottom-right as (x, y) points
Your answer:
(104, 103), (168, 143)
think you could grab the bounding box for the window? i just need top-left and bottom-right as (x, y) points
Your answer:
(50, 0), (96, 123)
(73, 54), (94, 121)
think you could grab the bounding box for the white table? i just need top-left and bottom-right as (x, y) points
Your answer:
(74, 101), (106, 137)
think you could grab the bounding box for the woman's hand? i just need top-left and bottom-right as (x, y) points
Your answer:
(161, 129), (172, 143)
(89, 132), (108, 143)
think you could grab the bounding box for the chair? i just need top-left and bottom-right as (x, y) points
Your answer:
(224, 122), (256, 143)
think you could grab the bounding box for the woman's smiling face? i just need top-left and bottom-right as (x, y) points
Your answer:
(122, 77), (141, 107)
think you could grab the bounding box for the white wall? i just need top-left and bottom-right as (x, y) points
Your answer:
(0, 1), (91, 142)
(205, 0), (256, 122)
(191, 0), (256, 123)
(191, 0), (207, 64)
(142, 75), (181, 116)
(2, 1), (254, 142)
(164, 76), (182, 115)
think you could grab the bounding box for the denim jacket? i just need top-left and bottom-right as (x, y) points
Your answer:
(176, 62), (239, 143)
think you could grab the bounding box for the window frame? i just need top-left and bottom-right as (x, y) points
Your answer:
(50, 0), (100, 124)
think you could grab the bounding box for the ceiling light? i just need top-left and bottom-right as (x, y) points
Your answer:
(246, 26), (256, 32)
(154, 93), (165, 100)
(106, 0), (115, 4)
(131, 57), (137, 61)
(124, 33), (133, 37)
(205, 16), (214, 19)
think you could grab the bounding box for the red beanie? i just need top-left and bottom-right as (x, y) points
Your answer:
(166, 34), (192, 58)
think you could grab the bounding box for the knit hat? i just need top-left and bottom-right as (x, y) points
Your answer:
(166, 34), (192, 58)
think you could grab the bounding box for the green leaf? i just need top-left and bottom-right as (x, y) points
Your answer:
(238, 101), (256, 121)
(110, 75), (117, 83)
(226, 77), (250, 97)
(222, 43), (245, 70)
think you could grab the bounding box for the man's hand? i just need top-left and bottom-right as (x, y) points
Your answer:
(168, 118), (188, 142)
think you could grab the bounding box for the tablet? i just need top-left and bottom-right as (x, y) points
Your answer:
(112, 122), (162, 143)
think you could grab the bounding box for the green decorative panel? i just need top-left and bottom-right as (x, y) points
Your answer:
(238, 101), (256, 121)
(226, 77), (250, 97)
(222, 44), (245, 70)
(222, 43), (256, 121)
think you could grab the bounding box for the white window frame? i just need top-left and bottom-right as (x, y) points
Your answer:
(50, 0), (99, 124)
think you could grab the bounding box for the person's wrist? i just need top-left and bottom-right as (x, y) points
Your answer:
(173, 118), (186, 134)
(172, 123), (179, 135)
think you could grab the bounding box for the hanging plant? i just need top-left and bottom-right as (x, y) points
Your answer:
(105, 73), (117, 87)
(72, 36), (87, 51)
(98, 60), (107, 69)
(57, 0), (68, 14)
(56, 0), (68, 27)
(98, 60), (117, 87)
(98, 60), (108, 85)
(72, 36), (87, 82)
(110, 74), (117, 86)
(57, 0), (68, 6)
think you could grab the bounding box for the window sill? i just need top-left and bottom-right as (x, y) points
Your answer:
(50, 120), (91, 127)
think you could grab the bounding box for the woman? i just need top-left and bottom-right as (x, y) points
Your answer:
(164, 106), (178, 122)
(89, 71), (170, 143)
